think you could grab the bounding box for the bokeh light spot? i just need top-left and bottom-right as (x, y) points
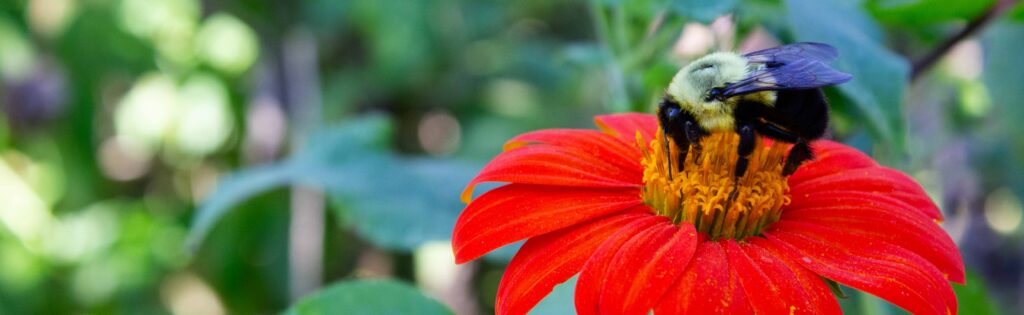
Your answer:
(985, 188), (1023, 235)
(417, 111), (461, 156)
(484, 79), (539, 118)
(674, 22), (715, 58)
(195, 14), (259, 75)
(43, 203), (119, 263)
(161, 273), (227, 315)
(115, 73), (180, 154)
(174, 74), (234, 156)
(98, 136), (153, 181)
(27, 0), (77, 38)
(0, 153), (53, 245)
(959, 80), (991, 118)
(0, 18), (36, 80)
(119, 0), (199, 65)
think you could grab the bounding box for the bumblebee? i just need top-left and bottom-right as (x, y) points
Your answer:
(657, 42), (852, 185)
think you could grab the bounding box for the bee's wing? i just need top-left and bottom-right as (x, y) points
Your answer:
(721, 56), (852, 97)
(743, 42), (839, 65)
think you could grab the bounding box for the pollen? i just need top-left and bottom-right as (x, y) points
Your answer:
(639, 128), (791, 240)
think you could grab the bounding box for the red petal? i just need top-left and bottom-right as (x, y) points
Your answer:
(789, 166), (941, 220)
(788, 141), (877, 183)
(783, 191), (964, 284)
(495, 211), (651, 315)
(764, 221), (957, 315)
(750, 238), (843, 314)
(574, 216), (667, 315)
(723, 240), (840, 315)
(504, 129), (642, 172)
(461, 144), (641, 202)
(452, 184), (643, 263)
(598, 223), (699, 315)
(594, 113), (658, 145)
(654, 241), (752, 315)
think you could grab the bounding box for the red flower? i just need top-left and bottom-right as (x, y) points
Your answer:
(453, 113), (964, 315)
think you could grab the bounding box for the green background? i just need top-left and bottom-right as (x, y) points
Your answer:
(0, 0), (1018, 314)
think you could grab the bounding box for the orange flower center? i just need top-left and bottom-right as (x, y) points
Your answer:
(639, 128), (791, 240)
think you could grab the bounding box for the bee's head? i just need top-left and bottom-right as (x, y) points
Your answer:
(666, 52), (749, 110)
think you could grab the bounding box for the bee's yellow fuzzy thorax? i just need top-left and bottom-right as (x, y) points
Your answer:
(639, 128), (791, 240)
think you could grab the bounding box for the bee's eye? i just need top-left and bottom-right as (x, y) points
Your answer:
(665, 106), (680, 118)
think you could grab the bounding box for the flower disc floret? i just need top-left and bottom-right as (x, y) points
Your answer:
(641, 130), (791, 240)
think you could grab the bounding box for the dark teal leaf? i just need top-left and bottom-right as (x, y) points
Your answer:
(980, 23), (1024, 186)
(329, 158), (478, 251)
(983, 23), (1024, 131)
(671, 0), (739, 23)
(528, 276), (577, 315)
(855, 291), (896, 315)
(188, 114), (476, 252)
(786, 0), (909, 149)
(186, 164), (298, 251)
(186, 115), (391, 251)
(283, 279), (453, 315)
(295, 114), (394, 163)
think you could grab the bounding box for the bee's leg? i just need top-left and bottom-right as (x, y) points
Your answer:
(684, 120), (704, 164)
(751, 122), (812, 175)
(676, 137), (690, 173)
(662, 135), (673, 180)
(783, 140), (814, 176)
(753, 122), (799, 143)
(727, 124), (756, 207)
(733, 124), (756, 179)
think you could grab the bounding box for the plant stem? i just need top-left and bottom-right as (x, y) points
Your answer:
(910, 0), (1019, 81)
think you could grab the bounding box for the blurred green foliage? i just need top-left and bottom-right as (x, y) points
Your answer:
(0, 0), (1020, 314)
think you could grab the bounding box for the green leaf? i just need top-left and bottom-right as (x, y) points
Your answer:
(670, 0), (740, 23)
(328, 157), (478, 251)
(786, 0), (909, 149)
(283, 279), (453, 315)
(187, 114), (477, 252)
(953, 272), (1000, 315)
(1010, 2), (1024, 22)
(868, 0), (994, 26)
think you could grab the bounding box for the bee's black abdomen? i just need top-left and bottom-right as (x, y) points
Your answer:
(772, 89), (829, 140)
(733, 88), (831, 176)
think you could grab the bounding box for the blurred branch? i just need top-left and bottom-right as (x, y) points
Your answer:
(590, 2), (632, 112)
(643, 10), (668, 40)
(282, 29), (326, 302)
(436, 262), (479, 315)
(910, 0), (1019, 81)
(621, 17), (680, 72)
(590, 3), (616, 55)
